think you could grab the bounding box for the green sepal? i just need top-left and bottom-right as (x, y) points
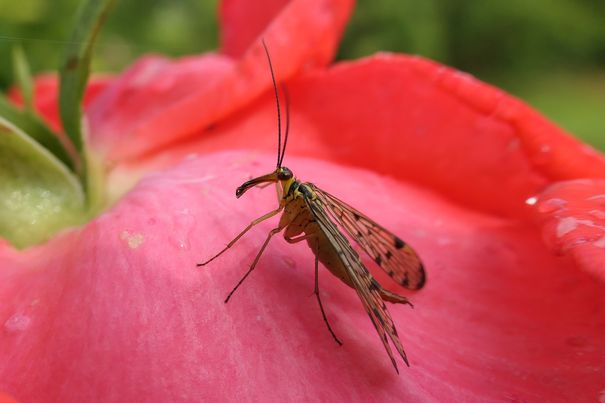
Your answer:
(12, 46), (34, 111)
(0, 94), (76, 172)
(0, 116), (85, 248)
(59, 0), (116, 168)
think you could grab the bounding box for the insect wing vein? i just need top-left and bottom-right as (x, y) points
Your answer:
(301, 187), (409, 371)
(311, 185), (425, 290)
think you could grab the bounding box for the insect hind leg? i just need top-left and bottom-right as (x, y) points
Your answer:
(314, 240), (343, 346)
(285, 233), (343, 345)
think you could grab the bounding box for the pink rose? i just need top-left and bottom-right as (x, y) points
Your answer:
(2, 0), (604, 401)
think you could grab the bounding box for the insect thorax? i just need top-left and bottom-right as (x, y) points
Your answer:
(282, 180), (300, 200)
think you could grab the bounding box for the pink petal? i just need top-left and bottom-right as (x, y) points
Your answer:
(86, 0), (353, 162)
(171, 54), (605, 218)
(285, 54), (605, 216)
(219, 0), (288, 57)
(1, 153), (604, 402)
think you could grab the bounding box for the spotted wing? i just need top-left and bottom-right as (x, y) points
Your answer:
(299, 185), (409, 372)
(310, 184), (425, 290)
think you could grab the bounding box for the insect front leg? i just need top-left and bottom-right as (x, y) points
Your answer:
(224, 224), (286, 303)
(197, 206), (283, 267)
(275, 181), (282, 204)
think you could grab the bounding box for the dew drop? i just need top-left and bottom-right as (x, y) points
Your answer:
(594, 236), (605, 249)
(538, 198), (567, 214)
(587, 194), (605, 204)
(589, 209), (605, 220)
(563, 237), (591, 251)
(556, 217), (596, 238)
(172, 208), (196, 251)
(4, 313), (31, 333)
(525, 196), (538, 206)
(557, 217), (578, 237)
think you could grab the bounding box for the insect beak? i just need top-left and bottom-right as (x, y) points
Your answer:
(235, 172), (278, 198)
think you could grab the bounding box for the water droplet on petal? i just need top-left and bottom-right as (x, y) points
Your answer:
(587, 194), (605, 204)
(594, 236), (605, 249)
(589, 209), (605, 220)
(564, 237), (591, 251)
(4, 313), (31, 333)
(525, 196), (538, 206)
(557, 217), (578, 237)
(171, 208), (196, 250)
(538, 198), (568, 214)
(556, 217), (596, 238)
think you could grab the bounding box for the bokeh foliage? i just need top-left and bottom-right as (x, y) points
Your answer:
(1, 0), (603, 149)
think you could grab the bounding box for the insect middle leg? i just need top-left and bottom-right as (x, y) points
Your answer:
(197, 206), (283, 267)
(284, 234), (343, 346)
(224, 224), (285, 303)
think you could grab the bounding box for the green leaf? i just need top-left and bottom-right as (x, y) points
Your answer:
(0, 94), (75, 171)
(0, 115), (85, 248)
(59, 0), (116, 178)
(12, 46), (34, 111)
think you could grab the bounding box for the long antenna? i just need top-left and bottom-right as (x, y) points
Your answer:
(278, 84), (290, 168)
(261, 39), (282, 168)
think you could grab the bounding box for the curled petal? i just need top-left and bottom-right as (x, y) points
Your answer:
(184, 54), (605, 220)
(86, 0), (353, 162)
(220, 0), (353, 64)
(286, 54), (605, 217)
(533, 179), (605, 282)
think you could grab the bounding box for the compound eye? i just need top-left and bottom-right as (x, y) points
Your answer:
(277, 167), (293, 180)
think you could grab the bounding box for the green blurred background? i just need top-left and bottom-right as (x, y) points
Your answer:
(1, 0), (603, 150)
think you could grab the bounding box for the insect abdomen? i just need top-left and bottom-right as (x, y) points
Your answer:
(307, 229), (355, 289)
